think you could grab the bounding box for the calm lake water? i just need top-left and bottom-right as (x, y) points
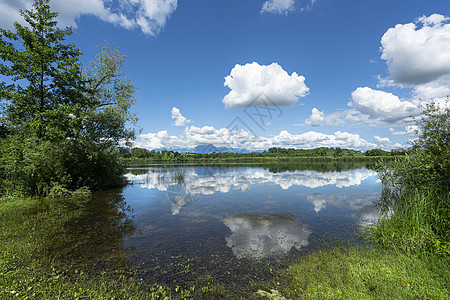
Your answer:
(115, 163), (381, 290)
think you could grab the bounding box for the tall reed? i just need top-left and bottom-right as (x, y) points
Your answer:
(370, 188), (449, 256)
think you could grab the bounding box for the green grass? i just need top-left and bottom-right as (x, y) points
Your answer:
(261, 247), (449, 299)
(369, 189), (450, 256)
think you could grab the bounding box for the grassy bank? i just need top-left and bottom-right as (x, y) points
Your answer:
(370, 189), (449, 256)
(263, 246), (449, 299)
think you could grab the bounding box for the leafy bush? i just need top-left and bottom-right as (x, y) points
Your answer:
(377, 101), (449, 193)
(0, 135), (126, 195)
(373, 101), (450, 255)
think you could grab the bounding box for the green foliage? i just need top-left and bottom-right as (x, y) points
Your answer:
(373, 101), (450, 256)
(0, 0), (85, 140)
(267, 146), (364, 157)
(365, 148), (389, 156)
(370, 189), (449, 255)
(0, 135), (127, 195)
(412, 101), (450, 190)
(0, 0), (136, 195)
(80, 43), (137, 149)
(122, 146), (397, 163)
(377, 101), (449, 193)
(0, 136), (71, 195)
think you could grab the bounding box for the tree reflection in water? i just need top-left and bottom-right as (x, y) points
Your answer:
(50, 190), (136, 271)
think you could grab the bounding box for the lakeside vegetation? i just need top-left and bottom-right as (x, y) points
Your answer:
(0, 0), (136, 196)
(1, 1), (449, 299)
(121, 145), (405, 163)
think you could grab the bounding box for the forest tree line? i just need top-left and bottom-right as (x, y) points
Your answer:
(120, 146), (407, 161)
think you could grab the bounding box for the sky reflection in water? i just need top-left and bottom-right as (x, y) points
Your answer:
(123, 165), (381, 260)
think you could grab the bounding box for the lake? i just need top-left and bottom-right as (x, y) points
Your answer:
(115, 163), (381, 292)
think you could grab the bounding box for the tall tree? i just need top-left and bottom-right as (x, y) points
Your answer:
(0, 0), (137, 195)
(0, 0), (84, 139)
(80, 43), (137, 150)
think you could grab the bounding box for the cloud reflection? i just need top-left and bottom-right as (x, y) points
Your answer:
(306, 193), (327, 213)
(167, 185), (195, 215)
(305, 192), (385, 227)
(223, 213), (311, 259)
(125, 167), (377, 196)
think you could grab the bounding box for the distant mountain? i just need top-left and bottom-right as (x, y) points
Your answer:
(193, 144), (219, 154)
(152, 144), (259, 154)
(193, 144), (252, 154)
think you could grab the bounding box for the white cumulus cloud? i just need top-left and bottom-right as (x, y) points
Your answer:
(171, 107), (191, 127)
(261, 0), (295, 15)
(0, 0), (177, 36)
(134, 126), (385, 151)
(412, 75), (450, 100)
(372, 136), (403, 149)
(390, 125), (420, 136)
(373, 135), (391, 146)
(261, 0), (318, 15)
(264, 129), (377, 150)
(304, 107), (324, 126)
(329, 14), (450, 128)
(380, 13), (450, 85)
(349, 87), (418, 123)
(0, 0), (32, 30)
(378, 13), (450, 107)
(222, 62), (309, 109)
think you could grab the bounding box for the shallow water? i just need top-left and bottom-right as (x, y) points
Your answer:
(118, 163), (381, 289)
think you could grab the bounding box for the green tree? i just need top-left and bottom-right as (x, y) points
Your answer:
(378, 101), (449, 192)
(411, 101), (450, 190)
(373, 101), (449, 254)
(365, 149), (389, 156)
(80, 43), (137, 150)
(0, 0), (137, 195)
(0, 0), (85, 140)
(131, 147), (150, 159)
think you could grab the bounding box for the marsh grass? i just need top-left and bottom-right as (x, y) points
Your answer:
(369, 189), (450, 256)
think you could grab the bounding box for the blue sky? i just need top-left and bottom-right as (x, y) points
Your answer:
(1, 0), (450, 151)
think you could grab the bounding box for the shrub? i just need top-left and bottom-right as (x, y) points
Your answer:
(373, 101), (450, 255)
